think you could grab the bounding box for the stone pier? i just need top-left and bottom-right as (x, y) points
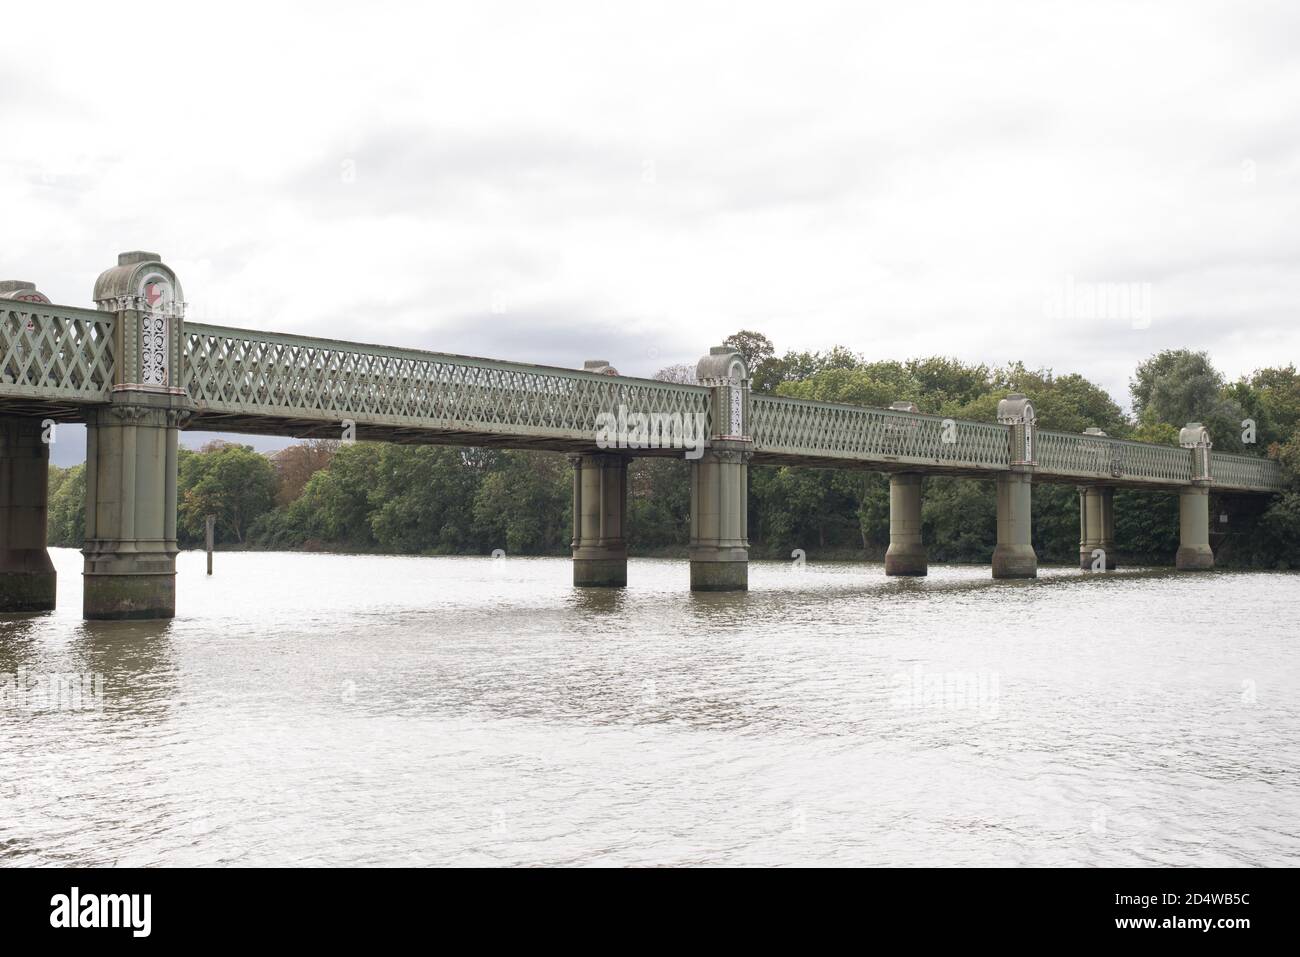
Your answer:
(569, 452), (628, 587)
(993, 472), (1037, 578)
(992, 394), (1037, 578)
(688, 445), (749, 590)
(82, 252), (190, 620)
(1176, 486), (1214, 570)
(885, 472), (927, 576)
(1078, 486), (1117, 570)
(1175, 423), (1215, 571)
(690, 347), (750, 591)
(0, 282), (57, 612)
(0, 416), (56, 612)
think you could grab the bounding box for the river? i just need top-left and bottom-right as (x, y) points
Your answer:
(2, 547), (1297, 866)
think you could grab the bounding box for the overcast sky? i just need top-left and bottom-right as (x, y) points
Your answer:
(3, 0), (1298, 463)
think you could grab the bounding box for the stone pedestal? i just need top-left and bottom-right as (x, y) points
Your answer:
(689, 446), (749, 591)
(885, 472), (927, 576)
(570, 453), (627, 587)
(0, 416), (56, 612)
(82, 251), (189, 620)
(82, 401), (185, 619)
(1079, 486), (1117, 570)
(1175, 485), (1214, 570)
(992, 471), (1037, 578)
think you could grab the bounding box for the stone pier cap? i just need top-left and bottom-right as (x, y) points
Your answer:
(1179, 422), (1211, 447)
(695, 345), (747, 384)
(0, 280), (51, 303)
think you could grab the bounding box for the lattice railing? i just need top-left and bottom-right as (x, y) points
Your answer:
(1211, 452), (1287, 492)
(1036, 429), (1193, 485)
(0, 307), (1287, 492)
(0, 302), (114, 401)
(749, 394), (1011, 469)
(181, 323), (711, 441)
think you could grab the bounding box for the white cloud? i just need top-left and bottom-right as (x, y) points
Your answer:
(3, 0), (1298, 437)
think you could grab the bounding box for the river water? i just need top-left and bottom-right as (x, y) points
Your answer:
(2, 547), (1297, 867)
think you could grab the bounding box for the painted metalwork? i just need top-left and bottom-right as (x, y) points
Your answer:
(0, 302), (115, 403)
(1210, 451), (1287, 492)
(0, 304), (1285, 493)
(181, 323), (712, 444)
(749, 393), (1010, 471)
(1036, 429), (1194, 486)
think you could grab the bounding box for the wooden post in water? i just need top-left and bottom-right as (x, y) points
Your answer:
(205, 514), (215, 576)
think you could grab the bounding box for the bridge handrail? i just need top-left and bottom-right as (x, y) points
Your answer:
(0, 299), (115, 401)
(182, 322), (712, 438)
(1036, 428), (1194, 484)
(749, 392), (1011, 468)
(1210, 450), (1288, 492)
(0, 306), (1289, 494)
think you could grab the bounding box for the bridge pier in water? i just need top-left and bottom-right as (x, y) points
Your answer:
(82, 402), (184, 619)
(1176, 486), (1214, 570)
(569, 453), (628, 587)
(1175, 423), (1215, 571)
(992, 395), (1037, 578)
(0, 283), (57, 612)
(81, 253), (187, 620)
(0, 415), (57, 612)
(1078, 486), (1117, 570)
(689, 446), (749, 590)
(885, 472), (927, 576)
(992, 472), (1037, 578)
(689, 347), (751, 591)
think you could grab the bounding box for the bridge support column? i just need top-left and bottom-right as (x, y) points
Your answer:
(993, 472), (1037, 578)
(885, 472), (927, 576)
(993, 394), (1037, 579)
(0, 416), (56, 612)
(569, 453), (627, 587)
(1175, 486), (1214, 570)
(83, 251), (190, 620)
(1079, 486), (1117, 570)
(691, 346), (752, 592)
(1175, 423), (1214, 571)
(689, 446), (749, 591)
(83, 402), (185, 619)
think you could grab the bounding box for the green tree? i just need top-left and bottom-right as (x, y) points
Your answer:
(906, 357), (994, 409)
(1131, 349), (1246, 450)
(47, 464), (86, 547)
(285, 442), (386, 547)
(955, 364), (1128, 434)
(627, 456), (690, 550)
(721, 330), (775, 375)
(178, 442), (278, 545)
(369, 445), (492, 553)
(471, 451), (570, 554)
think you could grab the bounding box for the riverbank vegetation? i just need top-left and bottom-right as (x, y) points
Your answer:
(46, 335), (1300, 568)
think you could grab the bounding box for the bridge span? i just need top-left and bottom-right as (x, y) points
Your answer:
(0, 251), (1286, 618)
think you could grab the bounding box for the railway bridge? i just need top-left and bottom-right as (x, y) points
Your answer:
(0, 251), (1285, 618)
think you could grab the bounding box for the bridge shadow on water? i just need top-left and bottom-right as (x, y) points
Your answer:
(692, 562), (1256, 620)
(0, 613), (179, 723)
(553, 560), (1264, 635)
(67, 619), (178, 674)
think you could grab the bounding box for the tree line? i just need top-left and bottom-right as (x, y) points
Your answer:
(46, 336), (1300, 568)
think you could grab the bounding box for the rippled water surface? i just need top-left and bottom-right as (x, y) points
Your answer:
(2, 547), (1298, 866)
